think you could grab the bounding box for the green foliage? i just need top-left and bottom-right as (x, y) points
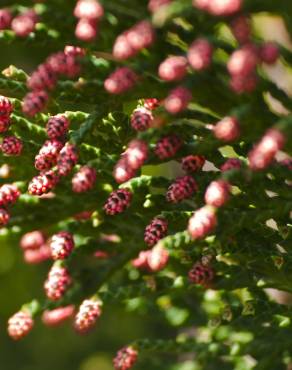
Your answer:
(0, 0), (291, 370)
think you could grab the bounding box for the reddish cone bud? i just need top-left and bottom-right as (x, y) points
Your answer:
(113, 34), (137, 60)
(220, 158), (242, 172)
(230, 15), (251, 44)
(154, 134), (183, 160)
(103, 188), (132, 215)
(1, 136), (23, 156)
(123, 139), (148, 170)
(0, 208), (9, 227)
(132, 251), (149, 269)
(188, 206), (217, 239)
(0, 8), (12, 30)
(113, 139), (148, 184)
(229, 72), (257, 94)
(227, 45), (258, 77)
(44, 265), (72, 301)
(195, 0), (242, 16)
(23, 244), (51, 264)
(114, 346), (138, 370)
(42, 305), (75, 327)
(28, 170), (59, 196)
(46, 52), (81, 78)
(75, 18), (98, 42)
(0, 95), (13, 116)
(57, 143), (78, 176)
(126, 20), (155, 51)
(0, 116), (11, 133)
(144, 98), (160, 110)
(248, 128), (285, 171)
(166, 175), (198, 203)
(188, 261), (214, 287)
(74, 299), (102, 334)
(27, 64), (57, 91)
(164, 86), (192, 114)
(74, 0), (104, 20)
(181, 155), (205, 173)
(46, 114), (70, 140)
(158, 56), (188, 81)
(72, 166), (96, 193)
(205, 180), (231, 207)
(22, 90), (49, 116)
(130, 107), (153, 131)
(50, 231), (75, 260)
(34, 155), (55, 171)
(39, 139), (64, 158)
(64, 45), (86, 57)
(20, 230), (46, 250)
(259, 42), (279, 64)
(104, 67), (138, 94)
(113, 159), (136, 184)
(144, 217), (168, 246)
(147, 244), (169, 271)
(148, 0), (172, 13)
(0, 184), (20, 206)
(188, 38), (213, 71)
(214, 116), (240, 142)
(8, 311), (34, 340)
(11, 13), (36, 37)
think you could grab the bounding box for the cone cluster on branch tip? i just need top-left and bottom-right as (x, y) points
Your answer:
(0, 0), (291, 369)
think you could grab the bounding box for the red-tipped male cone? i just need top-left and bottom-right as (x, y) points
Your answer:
(205, 180), (231, 207)
(188, 261), (214, 287)
(188, 206), (217, 239)
(144, 217), (168, 246)
(181, 155), (205, 173)
(72, 166), (97, 193)
(1, 136), (23, 156)
(44, 265), (72, 301)
(74, 299), (102, 334)
(42, 305), (75, 327)
(188, 38), (213, 71)
(103, 189), (132, 215)
(8, 311), (34, 340)
(164, 86), (192, 114)
(154, 134), (183, 160)
(158, 56), (188, 81)
(214, 116), (240, 142)
(166, 175), (198, 203)
(50, 231), (75, 260)
(113, 346), (138, 370)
